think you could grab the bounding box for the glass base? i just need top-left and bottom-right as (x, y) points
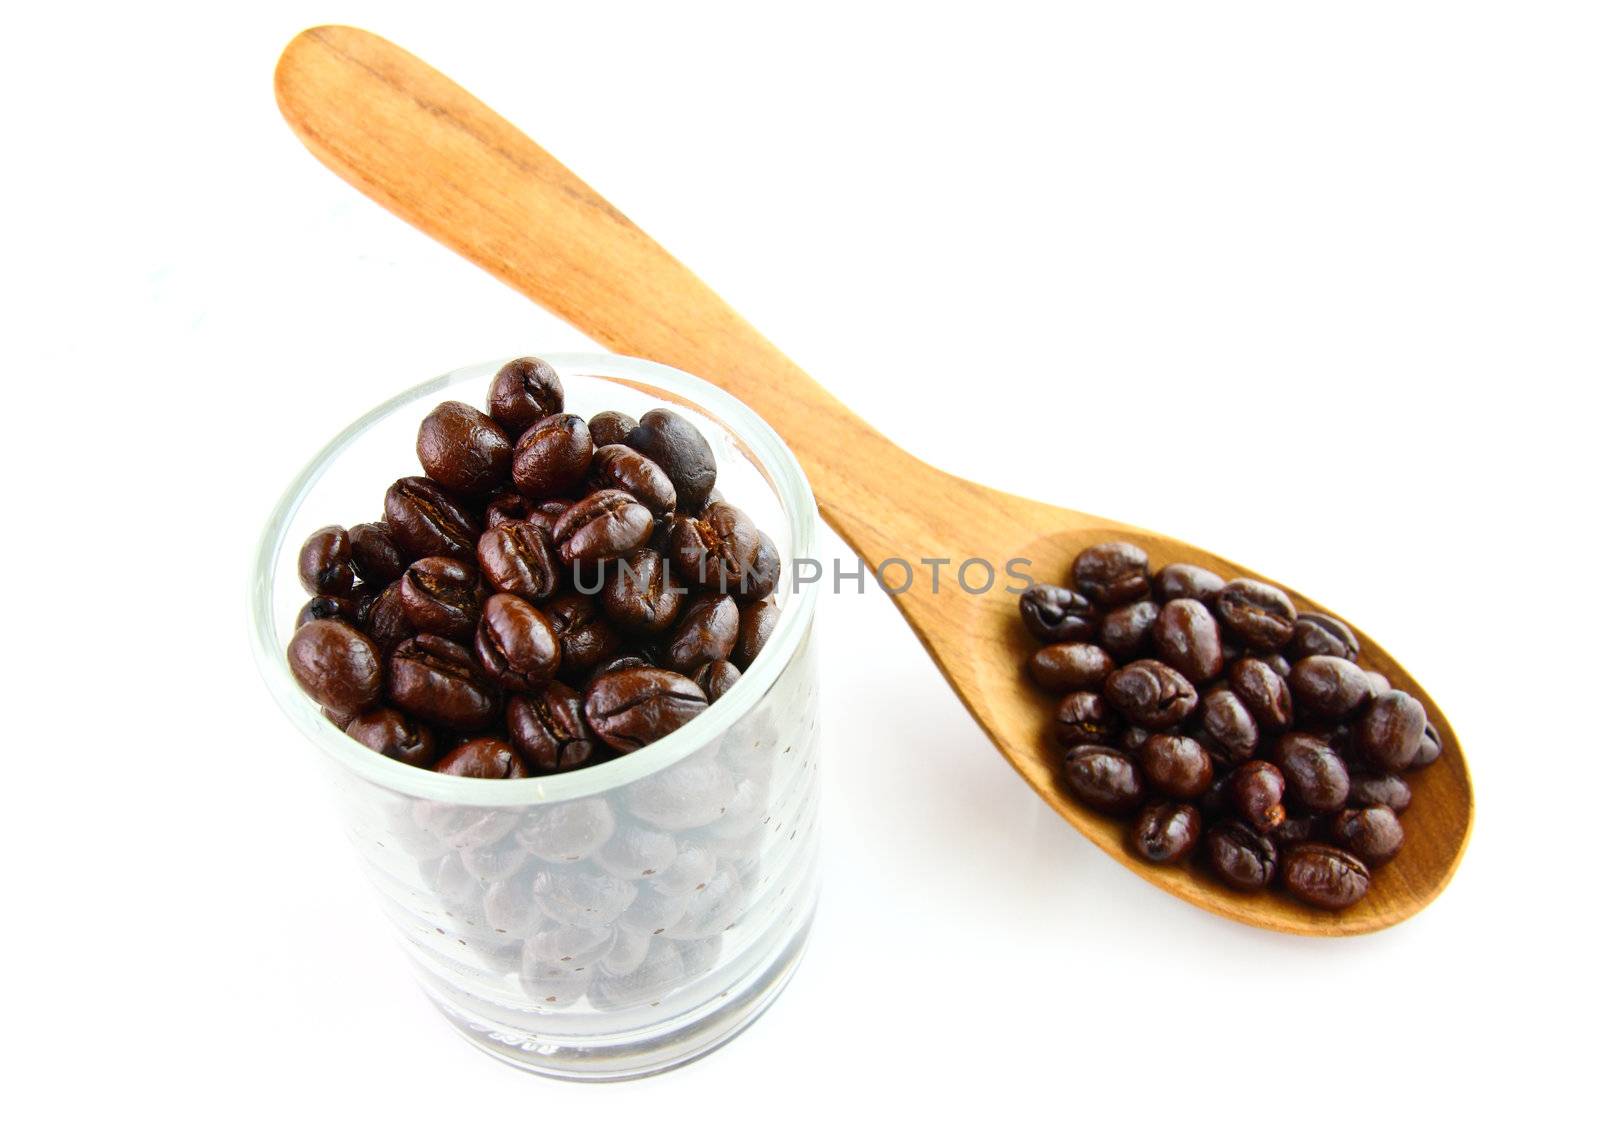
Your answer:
(421, 910), (815, 1081)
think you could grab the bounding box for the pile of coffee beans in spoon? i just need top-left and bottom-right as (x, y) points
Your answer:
(1019, 542), (1439, 910)
(286, 357), (781, 778)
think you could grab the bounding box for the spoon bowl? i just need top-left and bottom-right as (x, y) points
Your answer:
(274, 25), (1473, 934)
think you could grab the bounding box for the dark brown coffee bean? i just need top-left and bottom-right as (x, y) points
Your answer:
(487, 357), (564, 438)
(476, 521), (560, 601)
(625, 409), (717, 513)
(527, 498), (574, 533)
(664, 594), (739, 673)
(506, 683), (595, 774)
(733, 599), (779, 670)
(1275, 732), (1351, 813)
(1355, 690), (1427, 774)
(1018, 583), (1096, 644)
(1206, 821), (1278, 892)
(588, 410), (638, 449)
(584, 667), (708, 752)
(348, 521), (407, 586)
(296, 592), (366, 629)
(1201, 689), (1259, 762)
(590, 444), (677, 516)
(386, 634), (499, 730)
(1121, 725), (1153, 755)
(1104, 659), (1199, 729)
(384, 476), (479, 562)
(1215, 578), (1298, 649)
(544, 593), (624, 683)
(484, 491), (531, 530)
(399, 557), (482, 641)
(287, 619), (383, 717)
(733, 531), (781, 602)
(1100, 600), (1160, 662)
(1230, 760), (1288, 832)
(693, 659), (742, 702)
(1028, 642), (1116, 693)
(475, 593), (560, 691)
(1348, 771), (1412, 814)
(1058, 745), (1144, 815)
(512, 413), (593, 499)
(667, 503), (760, 590)
(552, 490), (654, 563)
(1152, 599), (1225, 683)
(587, 655), (652, 687)
(297, 526), (354, 596)
(1153, 563), (1225, 606)
(1329, 805), (1404, 867)
(1131, 802), (1202, 864)
(1071, 542), (1150, 607)
(601, 548), (686, 635)
(1229, 657), (1295, 732)
(1289, 655), (1373, 720)
(416, 400), (513, 497)
(345, 708), (436, 768)
(1282, 844), (1370, 910)
(1274, 815), (1321, 847)
(363, 580), (415, 653)
(1289, 613), (1361, 661)
(437, 738), (528, 780)
(1053, 691), (1120, 748)
(1409, 723), (1443, 769)
(1140, 734), (1214, 799)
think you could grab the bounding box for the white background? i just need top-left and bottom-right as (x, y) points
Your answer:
(6, 1), (1596, 1137)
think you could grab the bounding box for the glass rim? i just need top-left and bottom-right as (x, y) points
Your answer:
(248, 351), (820, 807)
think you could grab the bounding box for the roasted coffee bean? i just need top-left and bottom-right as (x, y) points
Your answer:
(667, 502), (760, 590)
(1140, 734), (1214, 799)
(416, 400), (513, 497)
(588, 410), (638, 449)
(484, 491), (531, 530)
(1366, 670), (1392, 695)
(527, 498), (574, 533)
(348, 521), (407, 585)
(544, 593), (624, 683)
(512, 413), (593, 498)
(601, 548), (686, 635)
(1282, 844), (1371, 910)
(1201, 689), (1259, 762)
(584, 667), (708, 753)
(437, 738), (528, 780)
(1121, 725), (1153, 755)
(476, 520), (560, 601)
(1153, 562), (1225, 606)
(298, 526), (354, 596)
(693, 659), (742, 702)
(552, 489), (654, 563)
(363, 580), (415, 653)
(1199, 772), (1232, 818)
(1355, 690), (1427, 773)
(1275, 732), (1351, 813)
(1206, 821), (1278, 892)
(1028, 642), (1116, 693)
(1348, 771), (1412, 814)
(1104, 659), (1199, 729)
(384, 476), (479, 561)
(733, 599), (779, 670)
(626, 409), (717, 512)
(1215, 578), (1297, 649)
(288, 619), (383, 717)
(1131, 802), (1202, 864)
(1289, 655), (1373, 720)
(387, 634), (499, 730)
(1409, 723), (1443, 769)
(1152, 599), (1225, 683)
(1058, 745), (1145, 815)
(665, 594), (739, 673)
(1071, 542), (1150, 607)
(1274, 815), (1321, 847)
(1018, 583), (1097, 644)
(1229, 657), (1295, 732)
(587, 654), (652, 686)
(487, 357), (564, 438)
(475, 593), (560, 691)
(345, 708), (436, 768)
(590, 444), (677, 516)
(1230, 760), (1288, 832)
(506, 682), (595, 774)
(1100, 600), (1160, 662)
(733, 531), (781, 602)
(1289, 613), (1361, 662)
(1329, 805), (1404, 866)
(1053, 691), (1120, 748)
(399, 557), (482, 640)
(296, 592), (366, 629)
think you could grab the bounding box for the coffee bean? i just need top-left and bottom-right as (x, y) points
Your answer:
(1355, 690), (1427, 774)
(296, 592), (368, 629)
(1229, 657), (1295, 731)
(506, 682), (595, 774)
(1100, 600), (1160, 662)
(733, 531), (781, 602)
(544, 593), (624, 683)
(384, 476), (479, 561)
(1054, 691), (1120, 748)
(1205, 821), (1278, 892)
(417, 400), (513, 497)
(288, 619), (383, 717)
(1282, 844), (1371, 910)
(1058, 745), (1145, 814)
(590, 444), (677, 515)
(1131, 802), (1202, 863)
(626, 409), (717, 513)
(1018, 583), (1096, 644)
(362, 580), (414, 653)
(1200, 689), (1259, 762)
(297, 525), (354, 596)
(664, 594), (739, 673)
(1230, 760), (1288, 832)
(733, 599), (779, 670)
(1409, 723), (1443, 769)
(1289, 655), (1373, 720)
(1275, 732), (1351, 813)
(1104, 659), (1199, 729)
(399, 557), (483, 641)
(1028, 642), (1116, 693)
(588, 410), (638, 449)
(348, 521), (406, 586)
(386, 634), (499, 730)
(1071, 542), (1150, 607)
(345, 708), (436, 768)
(487, 357), (564, 438)
(667, 503), (760, 590)
(1140, 734), (1214, 799)
(693, 659), (742, 702)
(483, 491), (531, 530)
(1348, 771), (1412, 814)
(1274, 815), (1321, 848)
(600, 548), (686, 635)
(476, 520), (560, 600)
(1289, 613), (1360, 662)
(1153, 563), (1225, 606)
(437, 738), (528, 780)
(1152, 599), (1225, 683)
(584, 667), (708, 752)
(552, 489), (654, 563)
(527, 498), (574, 533)
(1329, 805), (1404, 867)
(1215, 578), (1297, 649)
(1121, 725), (1153, 755)
(512, 413), (593, 498)
(474, 593), (560, 691)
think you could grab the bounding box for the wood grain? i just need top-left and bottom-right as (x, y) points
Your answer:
(275, 25), (1473, 934)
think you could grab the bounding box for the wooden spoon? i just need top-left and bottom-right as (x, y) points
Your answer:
(274, 25), (1473, 935)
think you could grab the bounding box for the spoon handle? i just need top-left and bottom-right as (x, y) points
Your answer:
(275, 25), (938, 562)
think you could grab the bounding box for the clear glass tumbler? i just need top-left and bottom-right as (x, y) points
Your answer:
(249, 353), (821, 1080)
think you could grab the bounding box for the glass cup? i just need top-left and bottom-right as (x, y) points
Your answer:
(249, 353), (821, 1080)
